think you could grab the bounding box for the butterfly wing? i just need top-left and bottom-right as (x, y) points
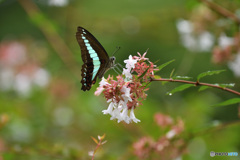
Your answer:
(76, 26), (109, 91)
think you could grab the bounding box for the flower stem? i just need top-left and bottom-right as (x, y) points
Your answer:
(198, 0), (240, 25)
(151, 78), (240, 96)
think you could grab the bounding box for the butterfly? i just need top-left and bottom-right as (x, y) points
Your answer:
(76, 26), (117, 91)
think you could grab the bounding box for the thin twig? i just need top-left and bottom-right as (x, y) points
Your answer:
(18, 0), (80, 79)
(198, 0), (240, 25)
(193, 120), (240, 138)
(151, 78), (240, 96)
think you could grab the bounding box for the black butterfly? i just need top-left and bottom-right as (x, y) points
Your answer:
(76, 27), (117, 91)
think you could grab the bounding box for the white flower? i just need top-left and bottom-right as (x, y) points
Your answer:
(166, 130), (176, 139)
(123, 68), (132, 80)
(101, 82), (140, 124)
(218, 33), (233, 49)
(176, 19), (214, 52)
(228, 53), (240, 77)
(198, 31), (214, 52)
(0, 68), (14, 91)
(176, 19), (193, 34)
(95, 77), (109, 96)
(129, 107), (140, 123)
(94, 86), (104, 96)
(124, 55), (137, 69)
(110, 104), (122, 122)
(14, 73), (32, 97)
(120, 107), (130, 124)
(102, 102), (114, 115)
(102, 99), (140, 124)
(48, 0), (68, 7)
(99, 77), (109, 86)
(121, 85), (132, 102)
(32, 68), (50, 87)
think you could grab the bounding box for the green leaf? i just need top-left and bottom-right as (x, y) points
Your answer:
(170, 68), (175, 78)
(153, 75), (161, 79)
(167, 84), (194, 95)
(217, 83), (235, 88)
(138, 67), (149, 79)
(91, 136), (99, 144)
(161, 81), (169, 85)
(173, 76), (192, 80)
(155, 59), (175, 73)
(153, 59), (161, 64)
(198, 86), (210, 91)
(212, 98), (240, 107)
(197, 70), (225, 81)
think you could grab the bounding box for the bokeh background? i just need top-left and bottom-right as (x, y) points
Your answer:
(0, 0), (240, 159)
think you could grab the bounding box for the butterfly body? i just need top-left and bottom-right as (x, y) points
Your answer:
(76, 27), (115, 91)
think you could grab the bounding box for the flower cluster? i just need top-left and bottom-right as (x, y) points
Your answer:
(0, 40), (50, 97)
(176, 4), (240, 77)
(95, 52), (157, 124)
(133, 113), (186, 160)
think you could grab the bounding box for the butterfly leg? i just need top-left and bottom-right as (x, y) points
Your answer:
(113, 64), (122, 73)
(112, 67), (120, 75)
(116, 63), (124, 69)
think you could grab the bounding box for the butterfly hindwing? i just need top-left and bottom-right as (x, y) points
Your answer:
(76, 26), (109, 91)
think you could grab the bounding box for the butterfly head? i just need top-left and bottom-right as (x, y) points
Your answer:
(109, 56), (116, 68)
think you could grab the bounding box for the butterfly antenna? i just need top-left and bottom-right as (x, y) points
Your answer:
(112, 46), (121, 56)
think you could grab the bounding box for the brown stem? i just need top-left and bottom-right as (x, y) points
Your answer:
(92, 139), (103, 160)
(18, 0), (80, 79)
(198, 0), (240, 25)
(151, 78), (240, 96)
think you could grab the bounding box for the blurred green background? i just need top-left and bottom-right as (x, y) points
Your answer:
(0, 0), (240, 159)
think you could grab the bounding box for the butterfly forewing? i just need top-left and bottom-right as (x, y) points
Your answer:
(76, 27), (109, 91)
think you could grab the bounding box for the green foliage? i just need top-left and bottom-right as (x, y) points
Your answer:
(155, 59), (175, 73)
(198, 85), (210, 91)
(212, 98), (240, 107)
(138, 67), (149, 79)
(197, 70), (226, 81)
(167, 84), (195, 95)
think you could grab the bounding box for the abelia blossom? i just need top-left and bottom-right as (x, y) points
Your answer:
(95, 52), (158, 123)
(133, 113), (186, 159)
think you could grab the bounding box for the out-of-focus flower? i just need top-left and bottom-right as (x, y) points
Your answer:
(48, 0), (68, 7)
(176, 19), (214, 53)
(95, 52), (157, 123)
(133, 113), (187, 160)
(154, 113), (173, 128)
(13, 64), (50, 97)
(212, 46), (232, 64)
(133, 137), (155, 159)
(53, 106), (74, 127)
(228, 52), (240, 77)
(218, 33), (234, 49)
(166, 119), (184, 139)
(0, 40), (50, 97)
(0, 41), (26, 67)
(8, 118), (33, 143)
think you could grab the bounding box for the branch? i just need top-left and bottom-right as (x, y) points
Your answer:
(151, 78), (240, 96)
(198, 0), (240, 25)
(18, 0), (80, 79)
